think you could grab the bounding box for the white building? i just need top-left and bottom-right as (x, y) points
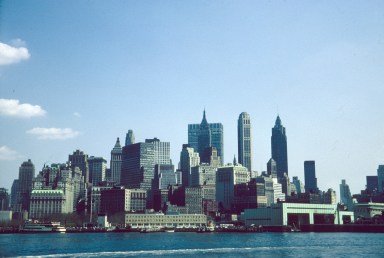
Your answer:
(241, 203), (354, 226)
(29, 190), (69, 218)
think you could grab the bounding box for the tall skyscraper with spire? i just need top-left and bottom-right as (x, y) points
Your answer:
(188, 110), (224, 165)
(271, 115), (288, 178)
(110, 137), (122, 185)
(198, 110), (211, 159)
(238, 112), (252, 172)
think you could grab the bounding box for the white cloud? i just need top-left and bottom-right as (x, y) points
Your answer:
(0, 99), (47, 118)
(0, 145), (18, 160)
(26, 127), (80, 140)
(73, 112), (81, 118)
(0, 41), (30, 65)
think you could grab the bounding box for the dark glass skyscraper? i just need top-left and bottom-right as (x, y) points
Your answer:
(198, 110), (211, 159)
(188, 110), (224, 165)
(271, 115), (288, 178)
(304, 160), (318, 193)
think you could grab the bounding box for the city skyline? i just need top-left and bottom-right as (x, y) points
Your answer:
(1, 1), (384, 196)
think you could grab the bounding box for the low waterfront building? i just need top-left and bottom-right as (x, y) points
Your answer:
(354, 202), (384, 218)
(125, 213), (207, 228)
(241, 203), (354, 226)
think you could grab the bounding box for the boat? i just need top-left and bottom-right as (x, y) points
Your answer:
(21, 221), (66, 233)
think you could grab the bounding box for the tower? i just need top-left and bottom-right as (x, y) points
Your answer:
(271, 115), (288, 178)
(238, 112), (252, 172)
(377, 165), (384, 193)
(18, 159), (35, 212)
(69, 150), (89, 183)
(180, 144), (200, 187)
(188, 110), (224, 164)
(125, 129), (135, 146)
(304, 160), (318, 193)
(198, 110), (211, 158)
(110, 137), (122, 185)
(88, 156), (107, 186)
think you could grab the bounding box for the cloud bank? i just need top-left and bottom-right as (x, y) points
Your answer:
(0, 145), (19, 160)
(0, 99), (47, 118)
(0, 41), (30, 65)
(26, 127), (80, 140)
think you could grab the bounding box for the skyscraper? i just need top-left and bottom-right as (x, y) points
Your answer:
(340, 179), (353, 210)
(188, 110), (224, 164)
(121, 138), (170, 190)
(366, 176), (378, 192)
(304, 161), (318, 193)
(69, 150), (89, 183)
(238, 112), (252, 172)
(377, 165), (384, 193)
(271, 115), (288, 178)
(88, 156), (107, 186)
(180, 144), (200, 187)
(198, 110), (211, 158)
(18, 159), (35, 212)
(110, 137), (122, 185)
(125, 129), (135, 146)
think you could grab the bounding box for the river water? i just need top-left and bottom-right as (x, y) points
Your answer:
(1, 232), (383, 257)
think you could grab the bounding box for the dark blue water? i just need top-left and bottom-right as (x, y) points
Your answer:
(1, 232), (383, 257)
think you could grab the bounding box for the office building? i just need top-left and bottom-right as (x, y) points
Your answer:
(377, 165), (384, 192)
(100, 187), (146, 214)
(179, 144), (200, 187)
(340, 179), (353, 209)
(185, 185), (216, 214)
(153, 164), (177, 190)
(17, 159), (35, 212)
(271, 115), (288, 178)
(292, 176), (305, 194)
(88, 156), (107, 186)
(267, 158), (277, 178)
(366, 176), (378, 192)
(190, 164), (218, 187)
(10, 179), (19, 211)
(0, 188), (9, 210)
(121, 138), (170, 190)
(69, 150), (89, 183)
(216, 163), (250, 211)
(304, 161), (318, 193)
(188, 110), (224, 165)
(110, 137), (123, 185)
(125, 129), (135, 146)
(238, 112), (252, 172)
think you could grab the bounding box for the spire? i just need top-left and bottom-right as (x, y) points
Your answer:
(114, 137), (121, 148)
(200, 109), (209, 127)
(275, 115), (282, 127)
(233, 155), (237, 165)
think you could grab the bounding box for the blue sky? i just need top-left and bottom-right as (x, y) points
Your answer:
(1, 1), (384, 196)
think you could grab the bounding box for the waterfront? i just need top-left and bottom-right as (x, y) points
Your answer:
(1, 232), (383, 257)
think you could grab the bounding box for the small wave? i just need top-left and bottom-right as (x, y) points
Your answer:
(20, 247), (274, 257)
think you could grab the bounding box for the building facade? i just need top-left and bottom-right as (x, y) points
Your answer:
(238, 112), (252, 172)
